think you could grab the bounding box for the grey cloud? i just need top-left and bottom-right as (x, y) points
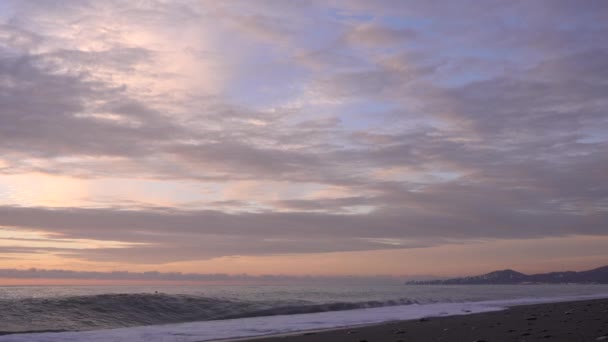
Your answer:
(272, 196), (373, 213)
(0, 203), (606, 263)
(415, 51), (608, 155)
(312, 69), (410, 99)
(0, 24), (44, 51)
(0, 50), (178, 159)
(0, 0), (607, 264)
(167, 142), (323, 179)
(295, 117), (342, 129)
(43, 47), (155, 73)
(344, 23), (417, 47)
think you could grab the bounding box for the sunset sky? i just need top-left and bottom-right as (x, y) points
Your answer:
(0, 1), (607, 283)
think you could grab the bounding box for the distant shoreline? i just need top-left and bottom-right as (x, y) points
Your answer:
(406, 265), (608, 285)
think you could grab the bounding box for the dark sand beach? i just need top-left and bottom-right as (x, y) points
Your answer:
(232, 298), (608, 342)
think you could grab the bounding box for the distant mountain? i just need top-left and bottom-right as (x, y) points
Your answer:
(406, 265), (608, 285)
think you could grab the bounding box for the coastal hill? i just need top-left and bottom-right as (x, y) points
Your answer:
(407, 265), (608, 285)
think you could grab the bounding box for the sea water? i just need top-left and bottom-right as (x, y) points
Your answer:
(1, 284), (607, 341)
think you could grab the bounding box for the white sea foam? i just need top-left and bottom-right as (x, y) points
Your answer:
(1, 293), (607, 342)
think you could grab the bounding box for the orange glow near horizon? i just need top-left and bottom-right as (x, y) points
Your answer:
(0, 235), (606, 285)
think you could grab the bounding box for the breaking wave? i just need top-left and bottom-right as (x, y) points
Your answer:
(0, 293), (418, 334)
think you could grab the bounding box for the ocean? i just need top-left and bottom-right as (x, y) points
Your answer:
(1, 284), (608, 341)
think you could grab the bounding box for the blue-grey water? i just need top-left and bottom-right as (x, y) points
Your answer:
(1, 284), (608, 334)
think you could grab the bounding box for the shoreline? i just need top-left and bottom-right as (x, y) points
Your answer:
(222, 298), (608, 342)
(1, 296), (607, 341)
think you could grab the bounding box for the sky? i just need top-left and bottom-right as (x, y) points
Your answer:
(0, 0), (607, 283)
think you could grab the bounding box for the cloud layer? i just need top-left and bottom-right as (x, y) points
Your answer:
(0, 1), (607, 271)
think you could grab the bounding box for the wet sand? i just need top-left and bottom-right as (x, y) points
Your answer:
(232, 298), (608, 342)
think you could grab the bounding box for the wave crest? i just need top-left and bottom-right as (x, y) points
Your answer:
(0, 293), (417, 334)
